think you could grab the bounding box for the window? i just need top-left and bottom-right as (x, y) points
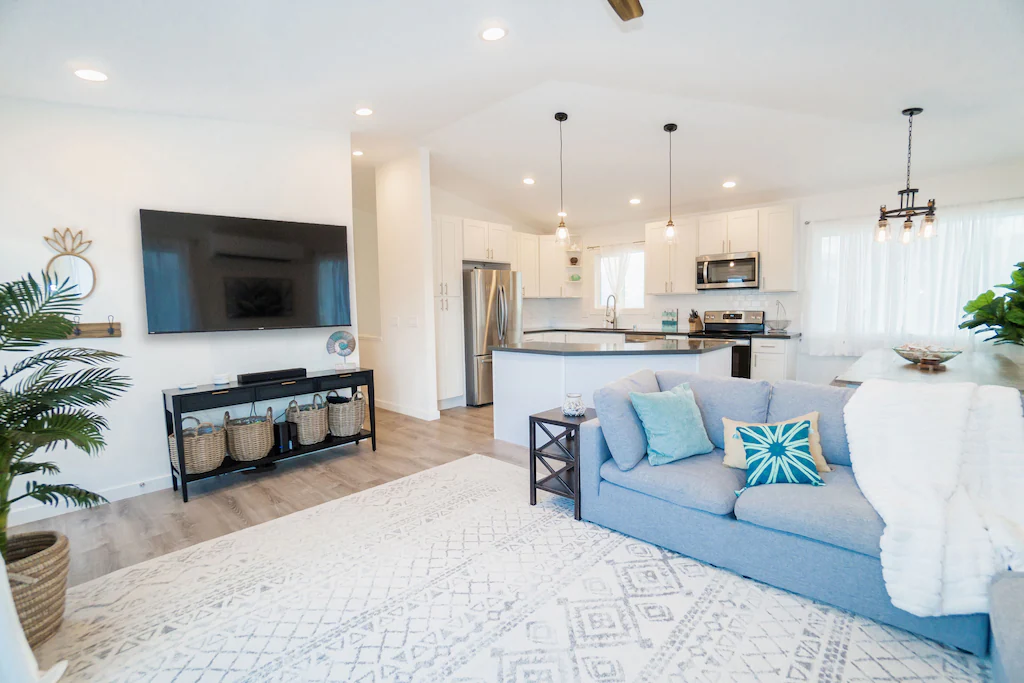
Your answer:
(593, 244), (645, 310)
(802, 199), (1024, 356)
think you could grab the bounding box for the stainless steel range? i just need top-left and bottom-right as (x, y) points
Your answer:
(686, 310), (764, 378)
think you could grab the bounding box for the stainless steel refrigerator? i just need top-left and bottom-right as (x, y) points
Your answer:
(463, 268), (522, 406)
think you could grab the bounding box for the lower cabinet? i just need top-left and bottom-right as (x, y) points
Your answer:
(435, 296), (465, 400)
(750, 337), (797, 381)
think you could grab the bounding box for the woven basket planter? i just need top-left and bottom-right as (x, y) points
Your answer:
(168, 416), (227, 474)
(327, 390), (365, 438)
(225, 407), (274, 462)
(287, 394), (328, 445)
(7, 531), (70, 648)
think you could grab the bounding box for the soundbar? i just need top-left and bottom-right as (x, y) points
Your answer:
(237, 368), (308, 385)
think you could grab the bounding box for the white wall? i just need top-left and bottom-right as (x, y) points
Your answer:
(366, 149), (440, 421)
(0, 98), (356, 525)
(431, 186), (546, 235)
(352, 165), (381, 339)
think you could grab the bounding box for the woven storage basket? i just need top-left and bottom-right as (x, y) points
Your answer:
(7, 531), (70, 648)
(225, 407), (274, 461)
(327, 390), (365, 437)
(287, 394), (328, 445)
(168, 416), (227, 474)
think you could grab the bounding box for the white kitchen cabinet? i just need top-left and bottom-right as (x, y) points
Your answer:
(565, 332), (626, 344)
(462, 220), (511, 263)
(463, 219), (489, 261)
(645, 218), (698, 295)
(697, 213), (728, 255)
(726, 209), (759, 253)
(433, 215), (463, 298)
(750, 337), (798, 381)
(523, 332), (546, 342)
(434, 296), (465, 400)
(514, 232), (540, 298)
(758, 205), (797, 292)
(541, 332), (566, 343)
(538, 235), (575, 298)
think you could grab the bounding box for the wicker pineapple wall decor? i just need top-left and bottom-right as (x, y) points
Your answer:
(44, 228), (96, 299)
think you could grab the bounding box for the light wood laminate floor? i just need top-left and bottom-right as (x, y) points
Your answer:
(12, 406), (526, 587)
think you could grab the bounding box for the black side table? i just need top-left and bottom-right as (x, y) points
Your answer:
(529, 407), (596, 520)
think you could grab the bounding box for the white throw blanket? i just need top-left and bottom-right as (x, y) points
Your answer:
(844, 379), (1024, 617)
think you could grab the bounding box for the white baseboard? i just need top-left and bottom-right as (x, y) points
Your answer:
(439, 395), (467, 410)
(8, 474), (173, 527)
(375, 398), (440, 422)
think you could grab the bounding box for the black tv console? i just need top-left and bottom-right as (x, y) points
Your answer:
(162, 368), (375, 502)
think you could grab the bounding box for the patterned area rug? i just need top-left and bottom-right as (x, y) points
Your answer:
(37, 455), (987, 682)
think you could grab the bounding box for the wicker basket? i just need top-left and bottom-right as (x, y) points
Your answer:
(327, 390), (365, 437)
(225, 407), (274, 462)
(287, 394), (328, 445)
(168, 416), (227, 474)
(7, 531), (70, 648)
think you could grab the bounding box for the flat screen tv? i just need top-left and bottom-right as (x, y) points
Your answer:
(139, 209), (352, 334)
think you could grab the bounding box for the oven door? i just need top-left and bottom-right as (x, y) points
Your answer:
(700, 337), (752, 378)
(697, 252), (759, 290)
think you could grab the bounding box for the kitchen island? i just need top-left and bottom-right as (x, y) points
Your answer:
(491, 339), (733, 446)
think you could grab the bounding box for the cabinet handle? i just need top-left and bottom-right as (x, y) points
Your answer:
(755, 356), (758, 368)
(728, 239), (732, 252)
(722, 239), (725, 253)
(212, 390), (230, 395)
(440, 283), (443, 295)
(445, 282), (448, 295)
(670, 281), (674, 292)
(280, 380), (296, 386)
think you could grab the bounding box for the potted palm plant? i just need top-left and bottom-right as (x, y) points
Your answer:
(960, 261), (1024, 346)
(1, 273), (130, 646)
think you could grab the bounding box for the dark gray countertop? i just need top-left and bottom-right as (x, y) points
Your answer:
(750, 332), (802, 340)
(525, 327), (801, 340)
(491, 339), (734, 356)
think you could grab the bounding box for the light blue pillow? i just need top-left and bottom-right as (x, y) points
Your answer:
(628, 383), (714, 466)
(737, 420), (824, 493)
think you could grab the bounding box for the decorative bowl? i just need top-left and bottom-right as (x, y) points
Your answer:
(766, 319), (791, 332)
(893, 346), (962, 366)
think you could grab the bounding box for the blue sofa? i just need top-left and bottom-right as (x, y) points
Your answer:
(581, 370), (991, 655)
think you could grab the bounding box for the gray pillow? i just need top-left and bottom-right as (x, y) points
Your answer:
(767, 380), (856, 467)
(655, 371), (771, 449)
(593, 369), (660, 471)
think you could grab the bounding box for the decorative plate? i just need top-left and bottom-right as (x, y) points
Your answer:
(326, 330), (356, 357)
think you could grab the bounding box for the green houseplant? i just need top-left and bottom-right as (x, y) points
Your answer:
(1, 273), (129, 645)
(959, 261), (1024, 346)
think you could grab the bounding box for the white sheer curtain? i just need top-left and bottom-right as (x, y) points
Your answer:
(593, 244), (645, 310)
(802, 199), (1024, 356)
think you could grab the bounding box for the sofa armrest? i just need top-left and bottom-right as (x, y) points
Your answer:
(580, 418), (612, 517)
(991, 571), (1024, 683)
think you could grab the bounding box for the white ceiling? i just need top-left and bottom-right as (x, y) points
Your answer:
(2, 0), (1023, 227)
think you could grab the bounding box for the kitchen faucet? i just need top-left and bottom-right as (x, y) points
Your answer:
(605, 294), (618, 329)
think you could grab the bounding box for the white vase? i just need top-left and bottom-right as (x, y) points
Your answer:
(562, 393), (586, 417)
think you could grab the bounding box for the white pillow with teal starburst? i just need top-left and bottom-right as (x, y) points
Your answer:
(736, 419), (824, 493)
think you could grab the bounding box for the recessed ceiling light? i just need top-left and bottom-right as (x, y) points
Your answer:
(722, 181), (737, 188)
(74, 69), (107, 82)
(481, 27), (507, 41)
(354, 107), (373, 116)
(522, 177), (535, 185)
(629, 198), (641, 205)
(557, 211), (567, 217)
(352, 150), (364, 157)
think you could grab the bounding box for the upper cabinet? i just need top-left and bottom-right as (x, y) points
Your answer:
(758, 205), (797, 292)
(537, 235), (580, 298)
(433, 215), (463, 297)
(645, 218), (697, 295)
(463, 219), (511, 263)
(514, 232), (540, 298)
(697, 210), (758, 255)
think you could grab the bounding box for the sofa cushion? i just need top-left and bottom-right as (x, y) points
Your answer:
(723, 412), (831, 473)
(733, 464), (884, 557)
(656, 372), (771, 450)
(599, 450), (747, 516)
(737, 419), (824, 490)
(594, 369), (661, 471)
(767, 380), (857, 467)
(629, 383), (714, 465)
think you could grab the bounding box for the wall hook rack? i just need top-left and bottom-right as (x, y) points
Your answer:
(65, 318), (122, 339)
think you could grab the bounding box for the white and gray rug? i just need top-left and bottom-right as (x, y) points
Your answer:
(37, 455), (987, 682)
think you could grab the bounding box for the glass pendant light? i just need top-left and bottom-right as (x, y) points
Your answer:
(900, 217), (914, 245)
(875, 216), (890, 243)
(664, 123), (678, 244)
(918, 213), (938, 239)
(554, 113), (569, 245)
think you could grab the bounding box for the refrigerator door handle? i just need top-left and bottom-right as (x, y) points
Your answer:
(497, 284), (507, 344)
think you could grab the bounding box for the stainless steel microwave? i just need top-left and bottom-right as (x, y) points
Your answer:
(696, 252), (759, 290)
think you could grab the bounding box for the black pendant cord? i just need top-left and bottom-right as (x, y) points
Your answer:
(559, 119), (564, 215)
(668, 128), (673, 223)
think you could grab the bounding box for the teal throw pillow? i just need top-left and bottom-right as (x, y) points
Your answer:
(736, 420), (824, 493)
(628, 383), (714, 466)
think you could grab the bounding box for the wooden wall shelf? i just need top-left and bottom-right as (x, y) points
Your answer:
(67, 322), (122, 339)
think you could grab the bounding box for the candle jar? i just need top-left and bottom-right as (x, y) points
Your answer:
(561, 393), (586, 417)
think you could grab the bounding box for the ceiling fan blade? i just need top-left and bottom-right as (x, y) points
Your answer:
(607, 0), (644, 21)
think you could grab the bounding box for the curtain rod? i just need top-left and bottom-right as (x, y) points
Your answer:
(586, 240), (646, 250)
(804, 195), (1024, 225)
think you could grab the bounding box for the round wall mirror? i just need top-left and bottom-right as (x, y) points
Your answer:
(44, 228), (96, 299)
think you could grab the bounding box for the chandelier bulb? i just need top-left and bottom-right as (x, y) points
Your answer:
(875, 218), (890, 243)
(918, 214), (938, 239)
(900, 223), (913, 245)
(665, 222), (676, 244)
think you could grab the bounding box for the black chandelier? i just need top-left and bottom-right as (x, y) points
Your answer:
(876, 108), (937, 244)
